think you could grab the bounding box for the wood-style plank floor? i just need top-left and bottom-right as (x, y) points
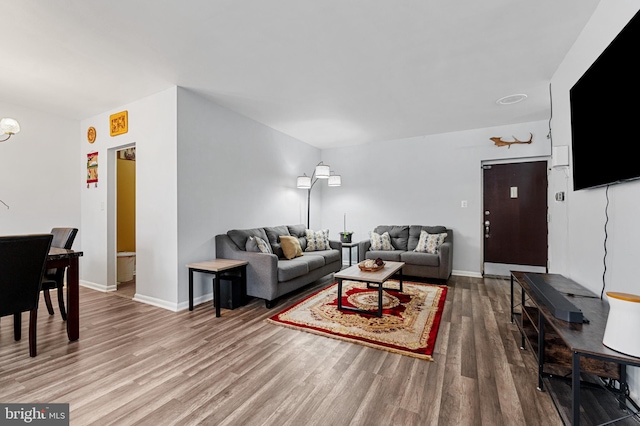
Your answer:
(0, 275), (565, 425)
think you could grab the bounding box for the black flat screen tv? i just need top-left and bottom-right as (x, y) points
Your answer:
(569, 9), (640, 191)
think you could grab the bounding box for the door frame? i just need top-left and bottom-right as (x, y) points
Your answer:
(107, 142), (136, 291)
(480, 156), (550, 276)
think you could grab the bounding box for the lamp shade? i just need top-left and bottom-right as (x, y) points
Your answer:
(328, 174), (341, 187)
(603, 291), (640, 357)
(297, 175), (311, 189)
(315, 163), (330, 179)
(0, 117), (20, 135)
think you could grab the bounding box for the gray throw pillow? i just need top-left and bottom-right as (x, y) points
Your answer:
(264, 225), (290, 258)
(245, 236), (260, 252)
(246, 236), (272, 254)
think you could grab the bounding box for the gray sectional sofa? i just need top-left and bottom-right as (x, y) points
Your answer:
(215, 224), (342, 308)
(358, 225), (453, 281)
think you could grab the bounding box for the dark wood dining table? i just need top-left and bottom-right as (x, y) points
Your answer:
(47, 247), (83, 341)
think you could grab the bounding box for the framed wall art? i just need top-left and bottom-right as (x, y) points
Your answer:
(110, 110), (128, 136)
(87, 152), (98, 188)
(87, 126), (96, 143)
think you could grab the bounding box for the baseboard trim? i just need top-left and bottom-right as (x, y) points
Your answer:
(175, 294), (214, 312)
(80, 280), (116, 292)
(452, 270), (483, 278)
(133, 293), (179, 312)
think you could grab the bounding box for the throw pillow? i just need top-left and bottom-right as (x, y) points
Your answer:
(245, 236), (260, 252)
(279, 235), (303, 259)
(305, 229), (331, 251)
(256, 236), (273, 254)
(370, 231), (395, 251)
(264, 225), (290, 258)
(414, 230), (447, 254)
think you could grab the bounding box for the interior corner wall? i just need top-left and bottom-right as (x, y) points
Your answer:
(175, 87), (319, 308)
(321, 120), (551, 276)
(549, 0), (640, 400)
(80, 87), (179, 308)
(0, 102), (80, 236)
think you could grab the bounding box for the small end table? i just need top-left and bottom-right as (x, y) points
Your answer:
(187, 259), (248, 317)
(342, 242), (359, 266)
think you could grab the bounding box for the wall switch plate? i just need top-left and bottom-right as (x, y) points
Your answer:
(555, 191), (565, 201)
(461, 200), (468, 208)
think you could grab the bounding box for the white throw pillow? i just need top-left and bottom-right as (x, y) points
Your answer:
(370, 231), (395, 251)
(256, 236), (273, 254)
(305, 229), (331, 251)
(414, 230), (447, 254)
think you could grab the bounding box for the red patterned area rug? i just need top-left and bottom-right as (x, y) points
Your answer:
(266, 280), (447, 361)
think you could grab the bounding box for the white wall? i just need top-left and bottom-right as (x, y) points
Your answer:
(549, 0), (640, 398)
(176, 88), (320, 308)
(78, 86), (322, 310)
(0, 102), (80, 237)
(79, 87), (179, 309)
(321, 120), (551, 276)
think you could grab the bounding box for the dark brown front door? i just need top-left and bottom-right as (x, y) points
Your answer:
(483, 161), (548, 268)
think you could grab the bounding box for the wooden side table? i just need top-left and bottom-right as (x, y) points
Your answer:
(342, 242), (358, 266)
(187, 259), (248, 317)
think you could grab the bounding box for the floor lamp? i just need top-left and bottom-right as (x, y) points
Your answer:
(0, 117), (20, 209)
(297, 161), (341, 228)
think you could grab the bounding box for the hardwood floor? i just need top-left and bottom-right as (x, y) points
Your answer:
(114, 277), (136, 299)
(1, 275), (569, 425)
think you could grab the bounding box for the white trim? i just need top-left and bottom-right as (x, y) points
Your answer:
(133, 293), (179, 311)
(80, 280), (116, 292)
(452, 270), (483, 278)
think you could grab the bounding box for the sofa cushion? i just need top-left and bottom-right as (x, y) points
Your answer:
(287, 224), (308, 251)
(277, 259), (309, 282)
(280, 235), (303, 259)
(227, 228), (269, 251)
(408, 225), (447, 251)
(298, 254), (326, 270)
(305, 229), (331, 251)
(365, 250), (403, 262)
(400, 251), (440, 267)
(370, 231), (395, 251)
(374, 226), (409, 250)
(303, 249), (340, 265)
(264, 225), (291, 258)
(414, 230), (447, 254)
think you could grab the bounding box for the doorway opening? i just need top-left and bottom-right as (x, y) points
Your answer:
(482, 159), (548, 277)
(115, 147), (136, 299)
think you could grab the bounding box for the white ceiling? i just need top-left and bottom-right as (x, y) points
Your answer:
(3, 0), (600, 149)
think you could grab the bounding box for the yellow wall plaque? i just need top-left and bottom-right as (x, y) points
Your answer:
(110, 111), (128, 136)
(87, 126), (96, 143)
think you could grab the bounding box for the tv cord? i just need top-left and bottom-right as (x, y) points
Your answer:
(601, 184), (610, 300)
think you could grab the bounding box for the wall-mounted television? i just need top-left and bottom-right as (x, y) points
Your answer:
(569, 9), (640, 191)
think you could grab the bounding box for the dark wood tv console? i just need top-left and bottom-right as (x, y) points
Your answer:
(510, 271), (640, 425)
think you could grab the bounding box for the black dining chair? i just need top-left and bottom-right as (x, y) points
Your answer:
(0, 234), (53, 357)
(41, 228), (78, 320)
